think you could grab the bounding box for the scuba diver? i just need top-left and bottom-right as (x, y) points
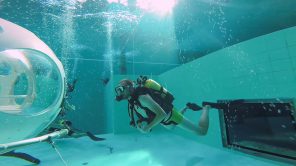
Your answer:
(115, 76), (211, 135)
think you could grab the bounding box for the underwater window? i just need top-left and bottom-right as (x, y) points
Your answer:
(218, 99), (296, 162)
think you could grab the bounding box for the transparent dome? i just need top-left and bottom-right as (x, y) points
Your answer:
(0, 49), (64, 116)
(0, 48), (65, 144)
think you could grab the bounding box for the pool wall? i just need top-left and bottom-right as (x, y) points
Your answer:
(113, 26), (296, 149)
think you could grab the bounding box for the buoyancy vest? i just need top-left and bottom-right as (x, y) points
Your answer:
(128, 76), (175, 127)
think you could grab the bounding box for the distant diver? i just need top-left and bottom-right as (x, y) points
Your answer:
(19, 78), (105, 164)
(67, 78), (78, 93)
(47, 78), (105, 142)
(47, 120), (105, 142)
(101, 78), (110, 85)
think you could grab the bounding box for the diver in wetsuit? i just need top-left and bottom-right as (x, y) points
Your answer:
(115, 76), (211, 135)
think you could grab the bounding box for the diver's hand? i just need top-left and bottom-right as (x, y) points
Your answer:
(137, 122), (151, 133)
(142, 126), (151, 133)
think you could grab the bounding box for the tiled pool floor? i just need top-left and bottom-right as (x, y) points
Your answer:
(0, 133), (292, 166)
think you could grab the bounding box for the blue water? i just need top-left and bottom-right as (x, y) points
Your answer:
(1, 0), (296, 165)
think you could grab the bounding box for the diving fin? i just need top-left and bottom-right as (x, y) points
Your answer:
(186, 103), (203, 111)
(1, 151), (40, 164)
(86, 132), (105, 141)
(202, 99), (244, 109)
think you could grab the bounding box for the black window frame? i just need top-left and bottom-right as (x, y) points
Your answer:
(218, 98), (296, 164)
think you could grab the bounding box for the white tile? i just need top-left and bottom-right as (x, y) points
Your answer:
(265, 31), (287, 51)
(285, 26), (296, 46)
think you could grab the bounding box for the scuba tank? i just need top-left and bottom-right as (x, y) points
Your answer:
(136, 76), (174, 104)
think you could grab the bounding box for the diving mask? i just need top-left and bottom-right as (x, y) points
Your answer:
(115, 85), (125, 101)
(115, 84), (132, 101)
